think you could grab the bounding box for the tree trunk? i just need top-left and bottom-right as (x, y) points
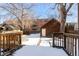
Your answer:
(60, 15), (66, 33)
(60, 4), (67, 33)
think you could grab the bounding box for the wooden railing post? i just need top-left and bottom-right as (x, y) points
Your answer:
(74, 38), (79, 56)
(52, 33), (54, 47)
(64, 35), (66, 49)
(75, 38), (77, 56)
(3, 35), (5, 55)
(19, 34), (22, 45)
(0, 35), (1, 55)
(78, 38), (79, 56)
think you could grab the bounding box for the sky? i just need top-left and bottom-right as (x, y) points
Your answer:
(31, 3), (78, 23)
(0, 3), (78, 23)
(31, 3), (54, 19)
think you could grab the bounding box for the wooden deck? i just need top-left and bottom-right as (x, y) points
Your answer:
(0, 31), (79, 56)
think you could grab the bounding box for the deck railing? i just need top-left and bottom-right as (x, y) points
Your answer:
(0, 31), (23, 56)
(52, 32), (79, 56)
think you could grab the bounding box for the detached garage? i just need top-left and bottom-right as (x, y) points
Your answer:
(40, 18), (60, 37)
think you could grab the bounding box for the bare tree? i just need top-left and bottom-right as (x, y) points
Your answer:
(0, 3), (34, 30)
(50, 3), (73, 32)
(59, 3), (73, 32)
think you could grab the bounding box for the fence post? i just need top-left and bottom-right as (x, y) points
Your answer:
(3, 35), (5, 55)
(52, 33), (54, 47)
(76, 38), (79, 56)
(0, 35), (1, 56)
(74, 38), (79, 56)
(72, 38), (77, 56)
(19, 34), (21, 45)
(64, 35), (66, 49)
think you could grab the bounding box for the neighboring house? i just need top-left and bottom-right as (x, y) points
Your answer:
(0, 24), (6, 32)
(40, 18), (60, 37)
(65, 23), (78, 34)
(74, 23), (78, 31)
(35, 20), (48, 28)
(2, 23), (20, 31)
(31, 20), (47, 33)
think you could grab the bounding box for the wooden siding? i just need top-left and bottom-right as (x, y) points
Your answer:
(40, 19), (60, 37)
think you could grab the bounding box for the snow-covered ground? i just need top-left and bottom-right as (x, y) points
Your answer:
(13, 33), (68, 56)
(22, 33), (52, 46)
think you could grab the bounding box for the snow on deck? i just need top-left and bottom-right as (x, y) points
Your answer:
(13, 46), (67, 56)
(13, 33), (68, 56)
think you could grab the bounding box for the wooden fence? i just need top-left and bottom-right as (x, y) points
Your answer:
(52, 32), (79, 56)
(0, 31), (23, 56)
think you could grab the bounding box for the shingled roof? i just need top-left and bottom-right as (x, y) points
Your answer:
(2, 23), (20, 31)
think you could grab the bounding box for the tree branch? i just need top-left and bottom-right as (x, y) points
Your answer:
(66, 3), (74, 13)
(0, 6), (22, 25)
